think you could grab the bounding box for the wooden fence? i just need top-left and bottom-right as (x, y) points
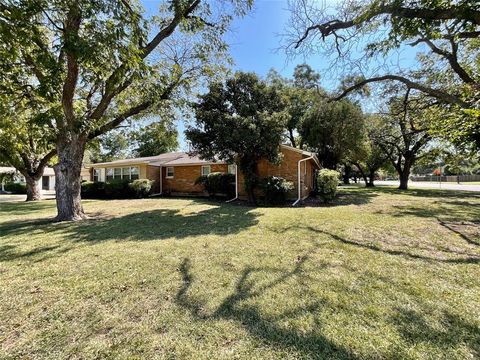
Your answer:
(411, 174), (480, 182)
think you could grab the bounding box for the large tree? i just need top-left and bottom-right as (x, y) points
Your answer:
(287, 0), (480, 149)
(0, 0), (249, 220)
(267, 64), (322, 148)
(88, 130), (130, 163)
(185, 72), (286, 204)
(131, 120), (178, 157)
(372, 91), (433, 189)
(0, 98), (56, 201)
(299, 98), (365, 169)
(349, 116), (388, 187)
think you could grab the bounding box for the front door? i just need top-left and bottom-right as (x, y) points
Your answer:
(42, 176), (49, 190)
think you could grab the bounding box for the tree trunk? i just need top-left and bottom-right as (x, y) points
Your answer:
(343, 165), (351, 184)
(288, 129), (296, 148)
(357, 167), (368, 187)
(397, 157), (414, 190)
(54, 137), (87, 221)
(25, 175), (41, 201)
(399, 172), (409, 190)
(367, 170), (375, 187)
(240, 159), (258, 205)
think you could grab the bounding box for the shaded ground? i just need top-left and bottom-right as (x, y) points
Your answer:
(0, 187), (479, 359)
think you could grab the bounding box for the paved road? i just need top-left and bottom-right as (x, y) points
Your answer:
(0, 191), (56, 202)
(374, 180), (480, 192)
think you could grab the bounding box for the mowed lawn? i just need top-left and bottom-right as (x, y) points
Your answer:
(0, 187), (479, 360)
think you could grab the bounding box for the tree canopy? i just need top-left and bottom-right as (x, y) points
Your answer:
(131, 120), (178, 157)
(286, 0), (480, 150)
(0, 97), (56, 200)
(266, 64), (323, 148)
(185, 72), (286, 203)
(0, 0), (251, 220)
(299, 99), (365, 169)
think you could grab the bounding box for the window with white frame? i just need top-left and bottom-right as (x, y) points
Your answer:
(130, 167), (139, 180)
(113, 168), (122, 180)
(93, 168), (101, 182)
(228, 164), (236, 175)
(106, 168), (114, 181)
(201, 165), (211, 176)
(166, 167), (174, 178)
(105, 166), (140, 182)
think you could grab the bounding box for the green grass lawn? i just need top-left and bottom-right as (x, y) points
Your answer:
(1, 187), (479, 359)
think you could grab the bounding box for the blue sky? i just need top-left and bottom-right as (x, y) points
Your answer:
(140, 0), (419, 150)
(143, 0), (328, 149)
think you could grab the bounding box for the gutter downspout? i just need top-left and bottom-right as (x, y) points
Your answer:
(293, 156), (313, 206)
(226, 164), (238, 203)
(159, 166), (163, 195)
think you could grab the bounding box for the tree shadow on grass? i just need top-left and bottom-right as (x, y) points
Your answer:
(175, 253), (359, 360)
(302, 189), (379, 207)
(174, 253), (479, 359)
(302, 226), (480, 265)
(392, 307), (480, 357)
(0, 202), (260, 262)
(437, 218), (480, 247)
(0, 199), (56, 215)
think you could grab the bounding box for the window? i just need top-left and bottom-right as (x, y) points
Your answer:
(106, 168), (114, 181)
(130, 167), (139, 180)
(201, 165), (211, 176)
(228, 164), (236, 175)
(114, 168), (122, 180)
(166, 167), (174, 178)
(93, 169), (100, 182)
(105, 166), (139, 182)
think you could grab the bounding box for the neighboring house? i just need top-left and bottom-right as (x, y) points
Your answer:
(0, 166), (56, 192)
(87, 145), (321, 201)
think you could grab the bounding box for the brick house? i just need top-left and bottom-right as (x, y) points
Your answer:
(87, 145), (320, 202)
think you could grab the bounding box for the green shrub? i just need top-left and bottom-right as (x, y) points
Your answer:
(4, 182), (27, 194)
(317, 169), (340, 203)
(104, 180), (135, 199)
(81, 181), (106, 199)
(129, 179), (153, 198)
(261, 176), (294, 205)
(195, 172), (235, 197)
(81, 179), (150, 199)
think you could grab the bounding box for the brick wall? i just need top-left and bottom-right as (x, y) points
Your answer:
(237, 147), (317, 200)
(146, 165), (161, 193)
(162, 164), (228, 194)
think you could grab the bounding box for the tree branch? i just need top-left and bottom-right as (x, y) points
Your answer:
(36, 149), (57, 176)
(332, 75), (469, 108)
(411, 36), (475, 84)
(61, 6), (81, 127)
(87, 0), (201, 124)
(295, 4), (480, 48)
(88, 100), (152, 140)
(88, 77), (181, 140)
(141, 0), (201, 59)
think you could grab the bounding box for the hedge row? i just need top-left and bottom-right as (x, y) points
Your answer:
(81, 179), (153, 199)
(3, 182), (27, 194)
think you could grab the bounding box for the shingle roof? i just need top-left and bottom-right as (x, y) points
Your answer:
(151, 153), (226, 166)
(89, 152), (186, 167)
(89, 152), (226, 167)
(0, 166), (56, 176)
(88, 145), (320, 168)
